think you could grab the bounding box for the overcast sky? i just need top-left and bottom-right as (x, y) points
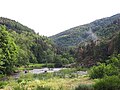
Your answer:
(0, 0), (120, 36)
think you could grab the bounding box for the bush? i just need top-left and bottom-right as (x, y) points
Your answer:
(46, 63), (54, 68)
(76, 66), (88, 71)
(13, 85), (25, 90)
(94, 75), (120, 90)
(36, 86), (51, 90)
(89, 63), (119, 79)
(19, 73), (33, 81)
(89, 63), (106, 79)
(75, 84), (94, 90)
(0, 74), (4, 79)
(0, 81), (7, 89)
(105, 64), (119, 76)
(33, 73), (54, 80)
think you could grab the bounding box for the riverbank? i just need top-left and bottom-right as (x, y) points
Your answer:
(0, 69), (93, 90)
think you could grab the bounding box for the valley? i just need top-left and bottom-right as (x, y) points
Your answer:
(0, 13), (120, 90)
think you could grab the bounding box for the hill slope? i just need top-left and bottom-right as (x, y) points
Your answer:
(50, 14), (120, 47)
(0, 17), (56, 66)
(0, 17), (34, 33)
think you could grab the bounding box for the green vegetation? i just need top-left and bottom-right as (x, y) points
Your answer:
(94, 75), (120, 90)
(1, 14), (120, 90)
(29, 63), (47, 69)
(0, 25), (18, 74)
(88, 54), (120, 90)
(0, 17), (75, 75)
(89, 54), (120, 79)
(89, 63), (119, 79)
(16, 63), (55, 71)
(75, 84), (94, 90)
(0, 69), (93, 90)
(50, 14), (120, 48)
(0, 17), (34, 33)
(75, 32), (120, 67)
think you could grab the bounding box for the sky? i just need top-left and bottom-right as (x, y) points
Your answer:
(0, 0), (120, 36)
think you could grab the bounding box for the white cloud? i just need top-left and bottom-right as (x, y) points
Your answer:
(0, 0), (120, 36)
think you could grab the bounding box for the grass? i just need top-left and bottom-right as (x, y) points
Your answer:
(29, 63), (46, 68)
(16, 63), (55, 71)
(75, 84), (94, 90)
(16, 67), (32, 71)
(4, 75), (94, 90)
(35, 76), (93, 90)
(15, 63), (52, 73)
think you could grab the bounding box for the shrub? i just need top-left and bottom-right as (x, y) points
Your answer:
(89, 63), (106, 79)
(105, 64), (119, 76)
(89, 63), (119, 79)
(13, 85), (25, 90)
(47, 63), (54, 68)
(36, 86), (51, 90)
(76, 66), (88, 71)
(0, 81), (7, 89)
(19, 73), (33, 81)
(33, 73), (54, 80)
(75, 84), (94, 90)
(94, 75), (120, 90)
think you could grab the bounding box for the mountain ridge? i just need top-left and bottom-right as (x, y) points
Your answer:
(0, 17), (35, 33)
(50, 13), (120, 47)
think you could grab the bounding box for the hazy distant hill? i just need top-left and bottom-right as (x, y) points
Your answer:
(50, 13), (120, 47)
(0, 17), (34, 33)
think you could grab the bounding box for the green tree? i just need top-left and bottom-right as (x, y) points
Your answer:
(16, 49), (29, 66)
(89, 63), (119, 79)
(61, 58), (69, 65)
(54, 55), (63, 67)
(0, 25), (18, 74)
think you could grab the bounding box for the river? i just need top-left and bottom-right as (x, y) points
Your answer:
(13, 68), (65, 79)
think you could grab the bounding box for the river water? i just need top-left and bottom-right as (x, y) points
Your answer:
(13, 68), (64, 79)
(13, 68), (87, 79)
(29, 68), (63, 74)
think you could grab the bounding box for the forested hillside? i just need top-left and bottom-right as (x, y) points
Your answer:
(0, 17), (75, 74)
(50, 13), (120, 48)
(0, 17), (34, 33)
(50, 13), (120, 67)
(0, 17), (55, 74)
(75, 33), (120, 67)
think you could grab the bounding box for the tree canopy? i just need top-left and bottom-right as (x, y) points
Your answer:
(0, 25), (18, 74)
